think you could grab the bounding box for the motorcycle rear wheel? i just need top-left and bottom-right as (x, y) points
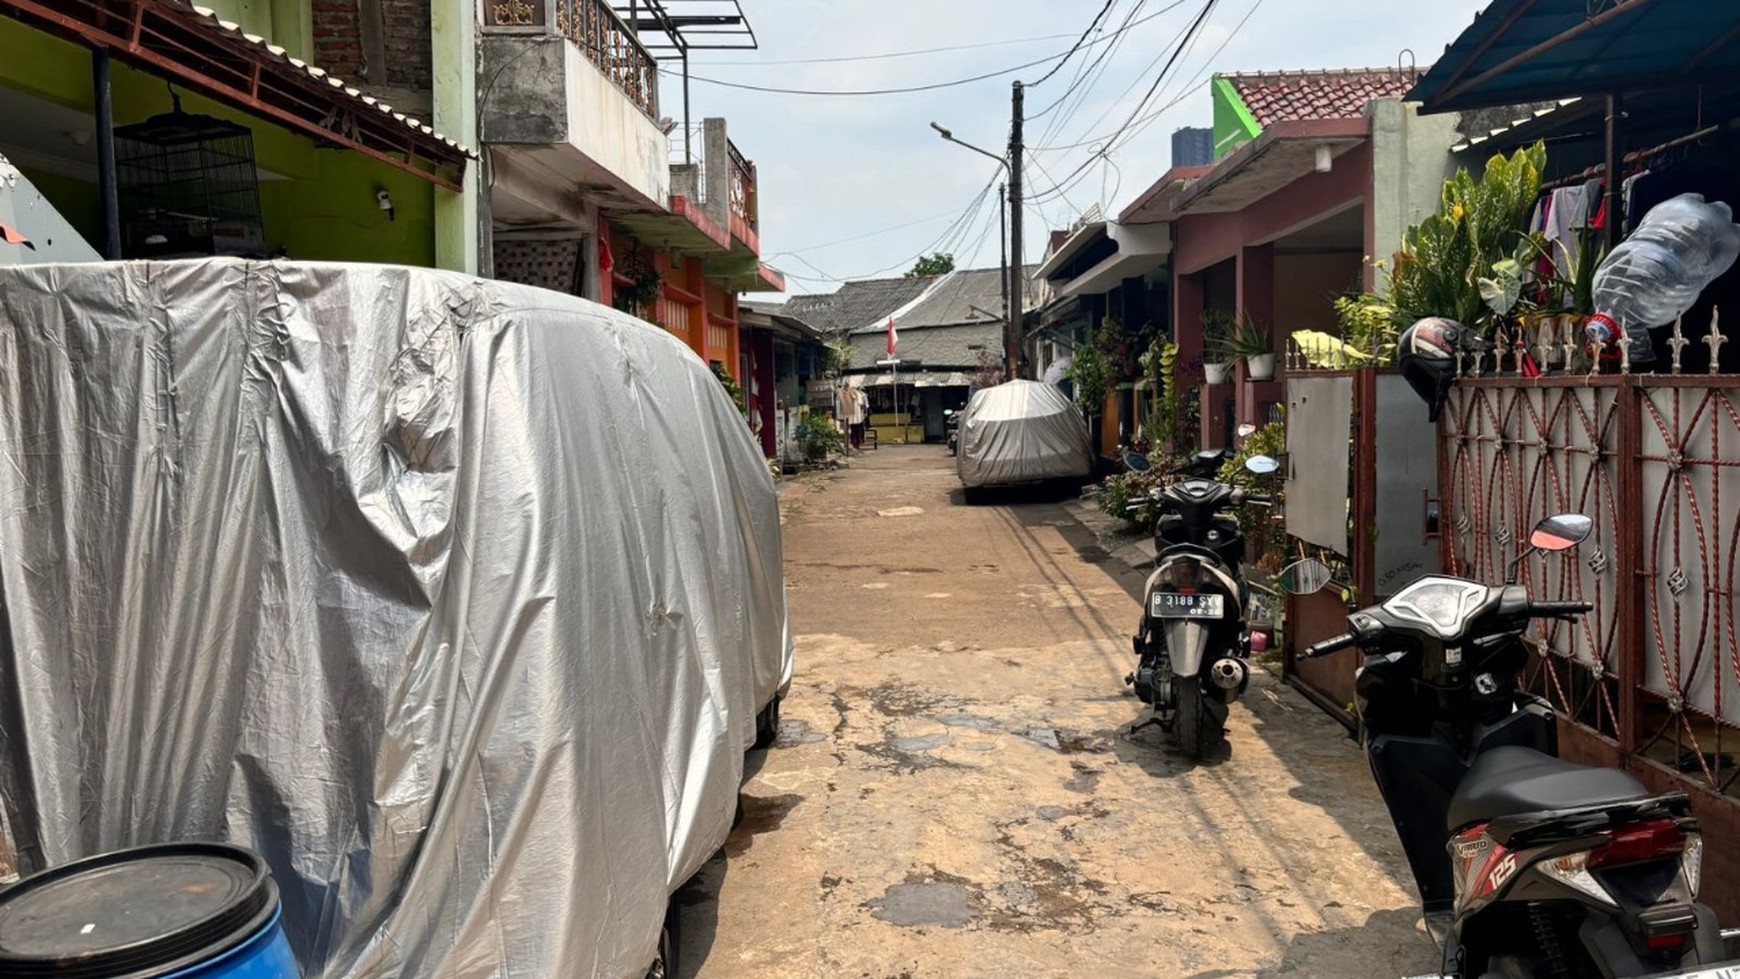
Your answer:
(1176, 681), (1205, 757)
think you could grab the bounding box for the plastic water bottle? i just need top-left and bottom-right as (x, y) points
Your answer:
(1586, 193), (1740, 361)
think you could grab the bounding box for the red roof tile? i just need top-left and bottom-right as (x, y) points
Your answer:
(1228, 68), (1423, 127)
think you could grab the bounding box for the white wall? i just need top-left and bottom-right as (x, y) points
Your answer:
(564, 45), (670, 208)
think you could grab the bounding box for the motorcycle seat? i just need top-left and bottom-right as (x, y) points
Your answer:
(1446, 746), (1651, 831)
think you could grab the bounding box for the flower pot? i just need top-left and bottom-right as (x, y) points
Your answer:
(1245, 354), (1276, 381)
(1203, 362), (1230, 386)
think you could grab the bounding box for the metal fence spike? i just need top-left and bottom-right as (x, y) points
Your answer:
(1617, 334), (1633, 374)
(1668, 314), (1690, 374)
(1707, 308), (1727, 375)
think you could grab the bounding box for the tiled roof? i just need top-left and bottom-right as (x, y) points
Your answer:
(1227, 68), (1423, 127)
(848, 266), (1042, 335)
(781, 276), (936, 335)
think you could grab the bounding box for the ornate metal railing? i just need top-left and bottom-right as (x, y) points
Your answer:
(483, 0), (659, 119)
(727, 139), (757, 233)
(1439, 311), (1740, 799)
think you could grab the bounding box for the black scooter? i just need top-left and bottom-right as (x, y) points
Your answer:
(1284, 515), (1740, 978)
(1122, 446), (1279, 758)
(945, 407), (962, 455)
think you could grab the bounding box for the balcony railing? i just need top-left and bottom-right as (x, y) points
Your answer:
(483, 0), (659, 119)
(727, 139), (757, 233)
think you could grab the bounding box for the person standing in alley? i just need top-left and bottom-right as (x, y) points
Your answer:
(843, 378), (868, 451)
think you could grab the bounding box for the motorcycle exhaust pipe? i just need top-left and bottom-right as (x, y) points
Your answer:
(1209, 657), (1248, 693)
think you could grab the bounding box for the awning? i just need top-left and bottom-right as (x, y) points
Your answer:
(1409, 0), (1740, 114)
(860, 371), (969, 388)
(1033, 220), (1108, 281)
(1173, 118), (1368, 215)
(1, 0), (473, 190)
(1049, 222), (1170, 302)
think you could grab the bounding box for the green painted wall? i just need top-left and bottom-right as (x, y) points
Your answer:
(1212, 76), (1263, 160)
(0, 17), (433, 267)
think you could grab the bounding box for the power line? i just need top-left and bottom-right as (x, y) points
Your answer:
(683, 3), (1187, 98)
(690, 32), (1077, 67)
(1027, 0), (1119, 87)
(1031, 0), (1266, 155)
(776, 176), (1001, 285)
(769, 209), (964, 257)
(1026, 0), (1221, 204)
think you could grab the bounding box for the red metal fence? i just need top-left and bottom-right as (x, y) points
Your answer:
(1439, 325), (1740, 918)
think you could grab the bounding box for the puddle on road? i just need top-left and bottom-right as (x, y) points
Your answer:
(866, 878), (980, 929)
(726, 793), (803, 857)
(890, 732), (952, 752)
(1021, 728), (1115, 754)
(774, 719), (827, 746)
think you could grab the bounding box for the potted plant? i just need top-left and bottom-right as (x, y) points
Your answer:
(1201, 309), (1235, 385)
(1229, 313), (1275, 380)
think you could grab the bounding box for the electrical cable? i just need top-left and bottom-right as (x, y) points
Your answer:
(1030, 0), (1265, 155)
(683, 2), (1189, 97)
(1027, 0), (1118, 87)
(1025, 0), (1221, 204)
(689, 31), (1077, 67)
(777, 176), (1000, 284)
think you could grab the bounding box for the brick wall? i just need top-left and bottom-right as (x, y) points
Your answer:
(379, 0), (431, 92)
(311, 0), (430, 94)
(311, 0), (364, 77)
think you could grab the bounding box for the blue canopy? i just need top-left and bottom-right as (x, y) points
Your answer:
(1409, 0), (1740, 113)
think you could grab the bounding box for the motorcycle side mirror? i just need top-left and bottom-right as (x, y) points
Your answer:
(1236, 423), (1257, 439)
(1244, 454), (1280, 475)
(1506, 512), (1593, 583)
(1278, 558), (1335, 595)
(1530, 513), (1592, 552)
(1123, 450), (1152, 473)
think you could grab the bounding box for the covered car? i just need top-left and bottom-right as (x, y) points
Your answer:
(956, 378), (1094, 489)
(0, 260), (793, 978)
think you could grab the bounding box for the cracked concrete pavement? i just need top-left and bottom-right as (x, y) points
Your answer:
(678, 446), (1438, 978)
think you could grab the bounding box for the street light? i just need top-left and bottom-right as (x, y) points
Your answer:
(929, 121), (1008, 174)
(930, 121), (1014, 376)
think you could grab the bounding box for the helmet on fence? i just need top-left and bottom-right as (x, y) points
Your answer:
(1397, 317), (1473, 423)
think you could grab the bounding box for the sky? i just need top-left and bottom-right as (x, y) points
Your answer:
(656, 0), (1489, 296)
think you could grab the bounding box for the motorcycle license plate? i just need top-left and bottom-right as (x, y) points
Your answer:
(1652, 967), (1740, 979)
(1151, 593), (1224, 619)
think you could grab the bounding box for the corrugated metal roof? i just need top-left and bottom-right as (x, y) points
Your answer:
(186, 4), (473, 156)
(849, 266), (1040, 335)
(782, 276), (935, 335)
(1409, 0), (1740, 113)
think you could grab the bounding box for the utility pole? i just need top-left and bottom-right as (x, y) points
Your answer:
(1005, 81), (1025, 380)
(999, 182), (1008, 337)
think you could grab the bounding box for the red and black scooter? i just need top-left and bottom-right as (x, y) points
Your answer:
(1284, 514), (1740, 978)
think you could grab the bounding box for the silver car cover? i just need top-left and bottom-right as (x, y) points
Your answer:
(0, 260), (794, 978)
(956, 379), (1094, 488)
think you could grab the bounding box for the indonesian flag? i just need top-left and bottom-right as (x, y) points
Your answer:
(886, 317), (898, 357)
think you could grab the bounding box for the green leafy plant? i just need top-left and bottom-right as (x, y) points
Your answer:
(906, 253), (956, 277)
(1227, 313), (1272, 360)
(1069, 316), (1127, 415)
(1565, 226), (1608, 317)
(1387, 142), (1547, 336)
(1218, 415), (1288, 572)
(613, 248), (662, 318)
(1333, 293), (1399, 361)
(795, 414), (844, 462)
(822, 339), (852, 378)
(710, 361), (746, 414)
(1097, 468), (1164, 530)
(1201, 309), (1237, 363)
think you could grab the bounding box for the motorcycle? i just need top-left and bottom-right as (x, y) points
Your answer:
(1283, 515), (1740, 979)
(1122, 446), (1280, 758)
(945, 407), (961, 455)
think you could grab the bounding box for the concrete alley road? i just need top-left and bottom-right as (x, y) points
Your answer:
(681, 446), (1438, 979)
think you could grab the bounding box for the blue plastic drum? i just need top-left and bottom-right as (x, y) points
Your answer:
(0, 842), (299, 978)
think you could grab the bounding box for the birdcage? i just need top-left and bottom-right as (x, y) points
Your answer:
(115, 100), (265, 259)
